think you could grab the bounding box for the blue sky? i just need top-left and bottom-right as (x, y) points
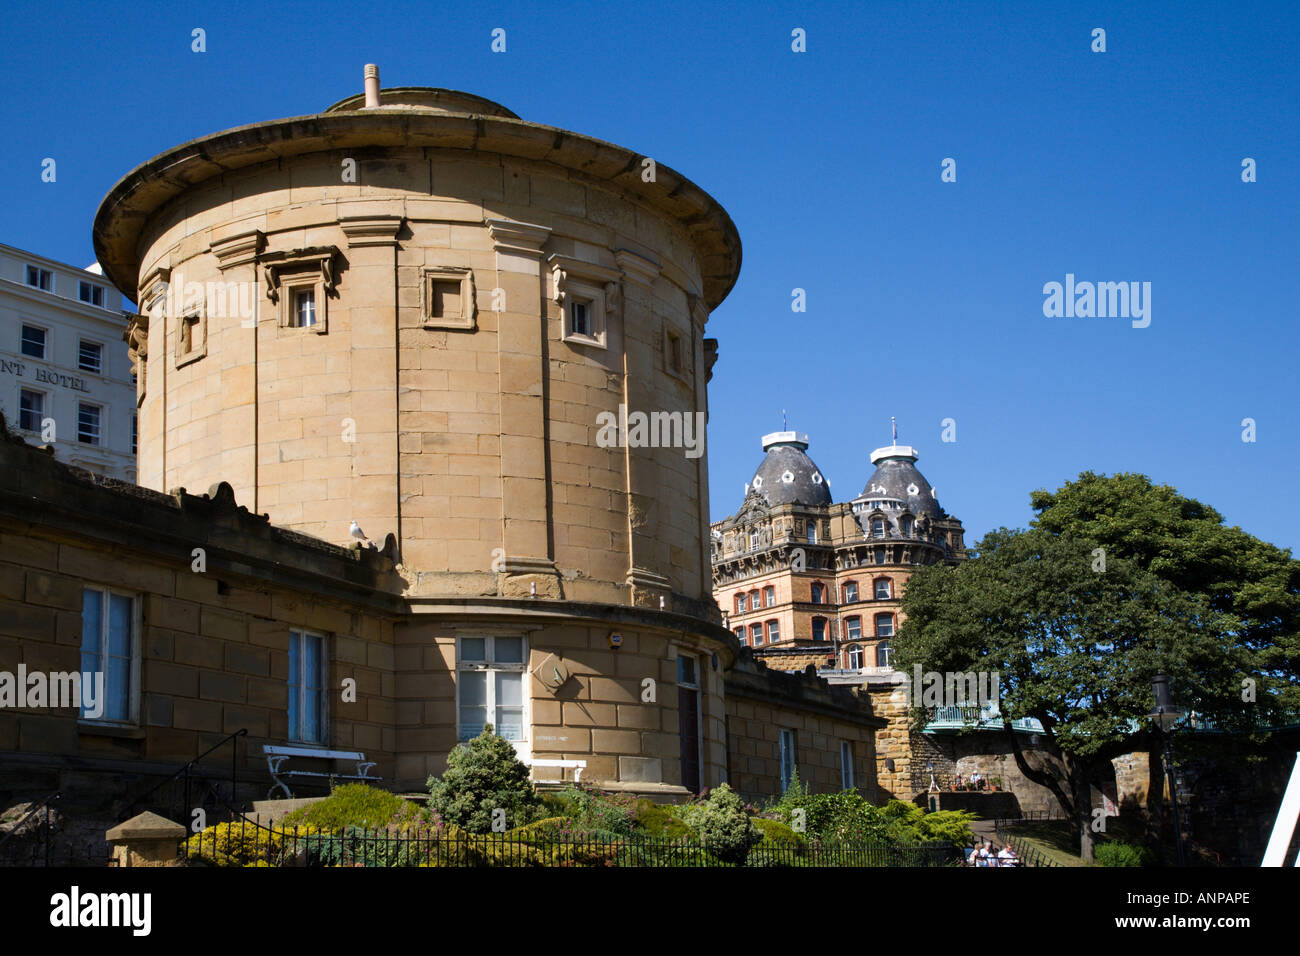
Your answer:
(2, 0), (1296, 551)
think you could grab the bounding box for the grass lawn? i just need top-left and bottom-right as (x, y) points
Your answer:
(1005, 821), (1090, 867)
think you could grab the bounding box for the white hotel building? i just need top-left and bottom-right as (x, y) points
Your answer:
(0, 243), (136, 481)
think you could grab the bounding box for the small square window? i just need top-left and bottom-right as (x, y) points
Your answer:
(275, 271), (328, 334)
(21, 325), (46, 359)
(551, 256), (614, 350)
(26, 266), (52, 291)
(79, 340), (103, 374)
(19, 389), (44, 432)
(422, 268), (476, 332)
(176, 304), (206, 367)
(77, 404), (101, 445)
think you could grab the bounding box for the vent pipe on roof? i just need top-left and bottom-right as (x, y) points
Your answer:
(363, 64), (380, 108)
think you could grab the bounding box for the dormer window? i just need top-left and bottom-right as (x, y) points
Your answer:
(25, 265), (52, 291)
(872, 518), (886, 538)
(901, 516), (914, 537)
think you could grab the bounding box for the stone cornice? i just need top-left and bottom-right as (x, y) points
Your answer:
(210, 229), (265, 269)
(339, 214), (403, 247)
(486, 218), (552, 257)
(94, 108), (740, 310)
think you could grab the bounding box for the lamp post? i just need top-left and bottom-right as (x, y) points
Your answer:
(1148, 674), (1186, 867)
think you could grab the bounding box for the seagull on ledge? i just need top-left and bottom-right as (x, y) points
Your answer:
(350, 520), (371, 548)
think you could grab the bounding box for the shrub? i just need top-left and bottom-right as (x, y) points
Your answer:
(633, 799), (694, 838)
(687, 783), (761, 865)
(753, 817), (803, 846)
(549, 784), (640, 837)
(184, 821), (282, 867)
(1095, 841), (1154, 867)
(282, 783), (417, 830)
(426, 725), (542, 834)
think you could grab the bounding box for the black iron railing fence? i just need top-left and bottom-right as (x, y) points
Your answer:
(998, 834), (1060, 867)
(180, 819), (965, 868)
(118, 728), (248, 824)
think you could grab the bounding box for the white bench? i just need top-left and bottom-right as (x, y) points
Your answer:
(524, 758), (586, 783)
(264, 745), (380, 799)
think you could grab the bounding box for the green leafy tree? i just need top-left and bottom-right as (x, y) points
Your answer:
(1030, 472), (1300, 718)
(898, 521), (1242, 861)
(426, 725), (541, 834)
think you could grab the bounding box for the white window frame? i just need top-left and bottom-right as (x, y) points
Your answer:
(779, 728), (797, 792)
(840, 741), (855, 790)
(18, 388), (45, 433)
(20, 323), (47, 360)
(847, 644), (864, 669)
(78, 338), (104, 374)
(456, 635), (529, 759)
(737, 593), (747, 613)
(77, 402), (103, 446)
(749, 623), (763, 646)
(812, 617), (827, 642)
(25, 265), (53, 292)
(764, 586), (775, 608)
(288, 629), (329, 744)
(875, 613), (895, 638)
(79, 586), (141, 726)
(877, 642), (895, 668)
(845, 617), (862, 641)
(875, 577), (892, 600)
(766, 619), (780, 643)
(844, 581), (858, 603)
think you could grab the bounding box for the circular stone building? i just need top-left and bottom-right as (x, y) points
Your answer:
(92, 69), (743, 795)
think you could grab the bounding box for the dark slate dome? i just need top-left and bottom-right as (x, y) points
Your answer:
(745, 431), (832, 507)
(858, 443), (944, 517)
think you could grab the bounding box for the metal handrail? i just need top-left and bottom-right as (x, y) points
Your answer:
(119, 728), (248, 822)
(0, 790), (62, 865)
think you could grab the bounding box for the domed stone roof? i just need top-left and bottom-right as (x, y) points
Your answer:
(745, 432), (832, 507)
(858, 443), (943, 517)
